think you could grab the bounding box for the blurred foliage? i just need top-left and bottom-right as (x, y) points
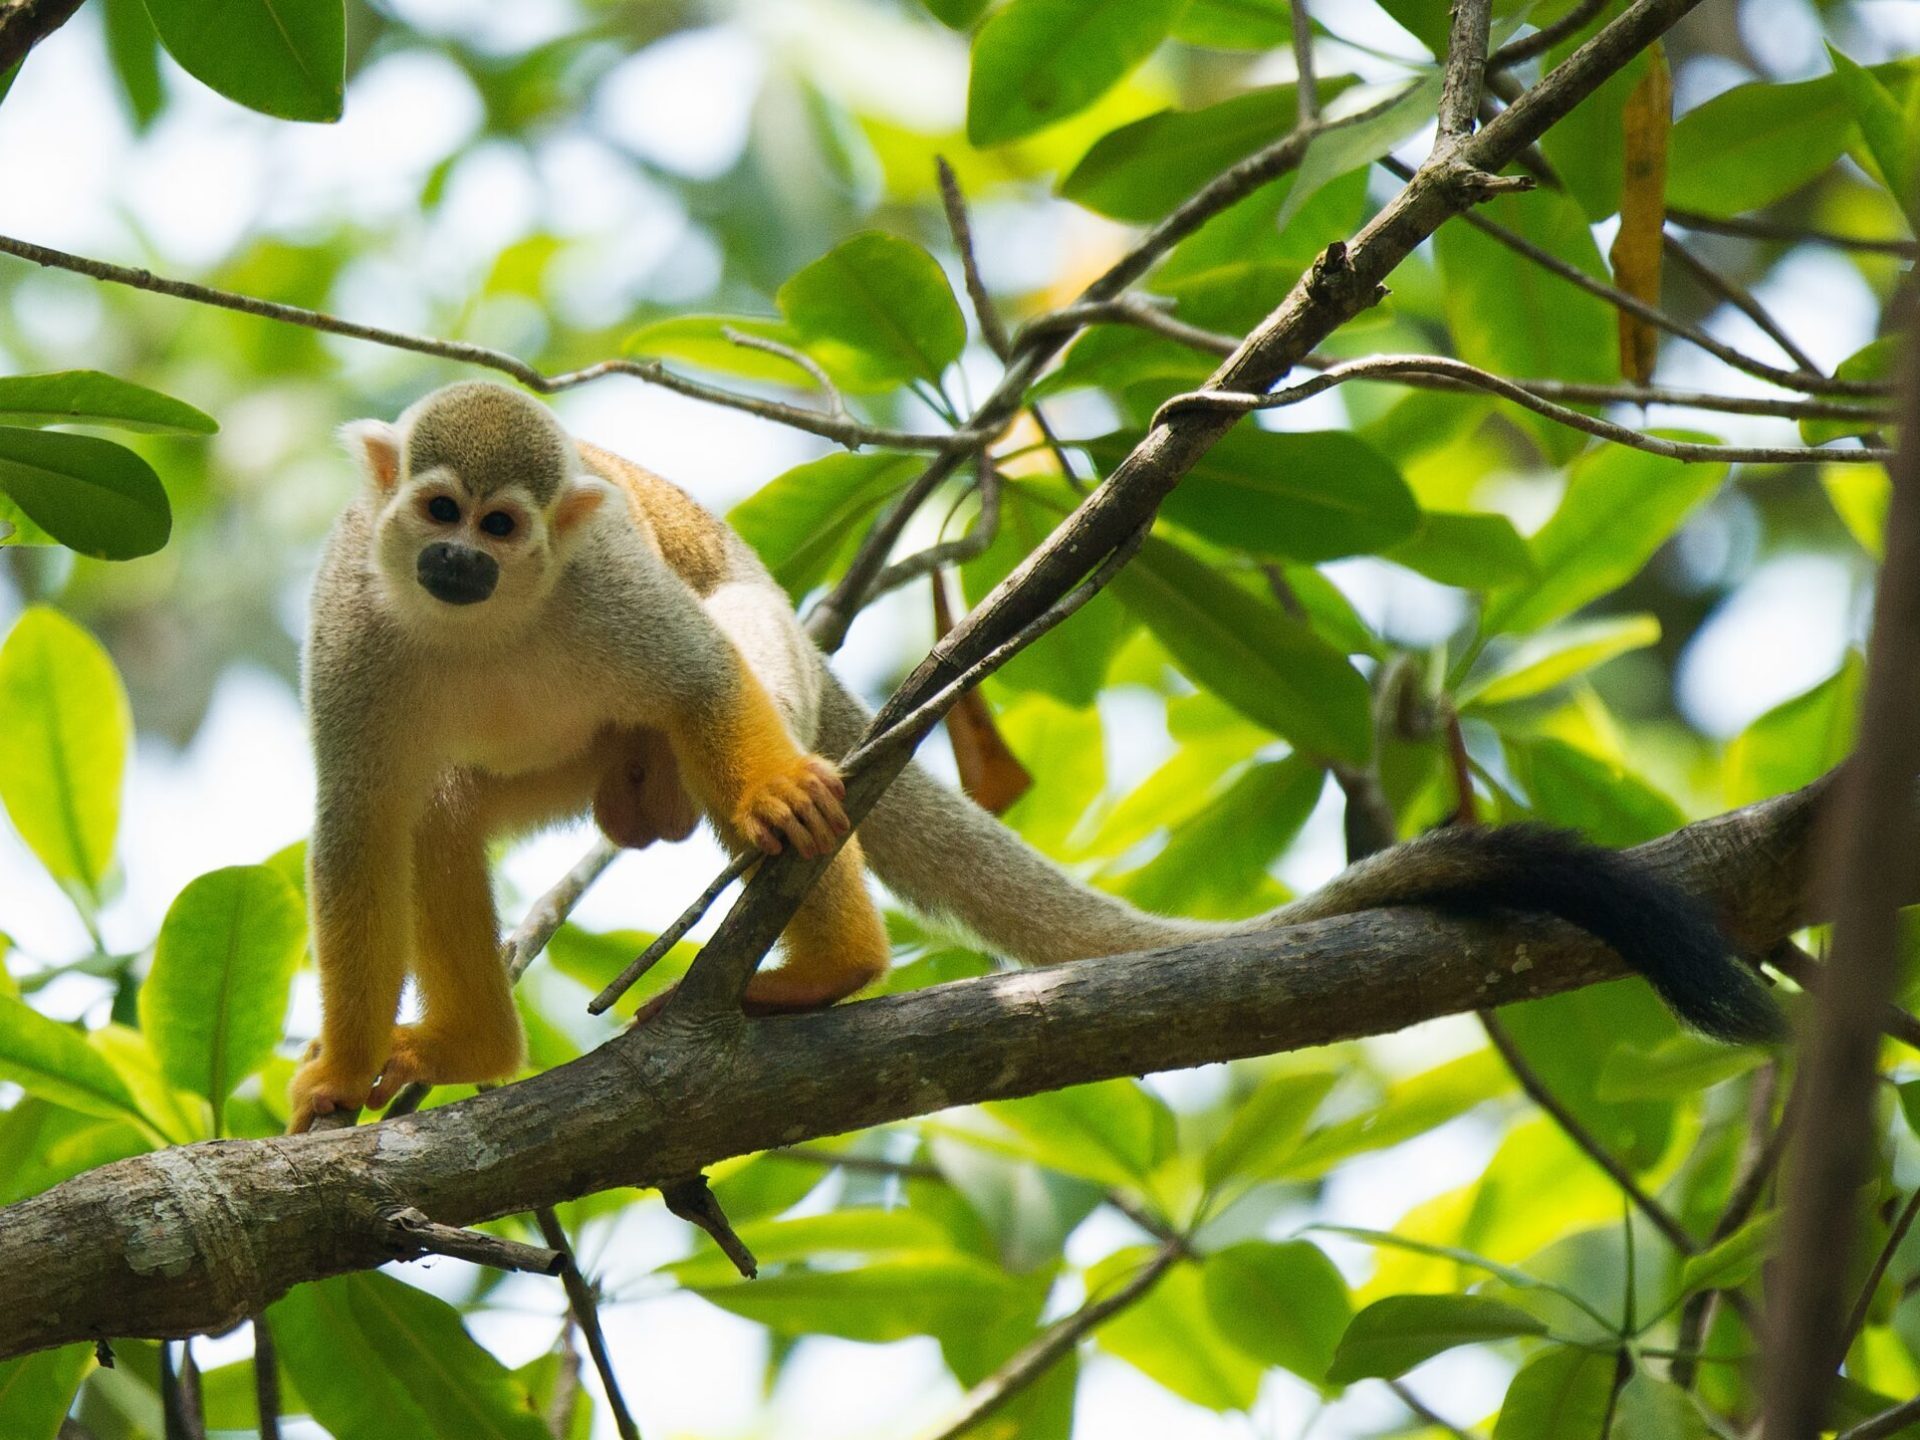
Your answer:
(2, 0), (1919, 1436)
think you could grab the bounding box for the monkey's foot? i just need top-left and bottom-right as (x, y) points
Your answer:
(625, 972), (864, 1029)
(287, 1046), (373, 1134)
(735, 755), (849, 859)
(366, 1023), (523, 1107)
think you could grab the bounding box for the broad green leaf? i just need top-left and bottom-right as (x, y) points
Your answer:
(0, 425), (171, 559)
(1315, 1224), (1614, 1331)
(1327, 1293), (1547, 1384)
(0, 1344), (92, 1440)
(197, 1352), (307, 1430)
(1503, 735), (1685, 849)
(921, 0), (993, 28)
(663, 1209), (951, 1287)
(1537, 25), (1647, 220)
(0, 1100), (149, 1204)
(1464, 615), (1661, 707)
(140, 865), (308, 1133)
(1112, 535), (1373, 765)
(0, 608), (130, 894)
(1434, 189), (1614, 462)
(1203, 1069), (1338, 1192)
(777, 232), (966, 389)
(1172, 0), (1293, 48)
(1830, 47), (1920, 231)
(1804, 341), (1900, 446)
(1595, 1033), (1765, 1102)
(0, 372), (216, 434)
(1491, 1346), (1616, 1440)
(1062, 83), (1331, 222)
(1388, 510), (1537, 590)
(1677, 1212), (1779, 1296)
(995, 692), (1106, 852)
(270, 1271), (548, 1440)
(1823, 462), (1891, 559)
(1483, 443), (1728, 635)
(623, 314), (818, 385)
(90, 1023), (211, 1145)
(729, 451), (921, 600)
(1110, 755), (1321, 919)
(966, 0), (1187, 147)
(1079, 700), (1268, 859)
(929, 1129), (1105, 1272)
(1725, 653), (1862, 807)
(102, 0), (165, 130)
(1203, 1240), (1352, 1384)
(1666, 74), (1850, 217)
(1033, 325), (1215, 400)
(982, 1077), (1175, 1188)
(1279, 72), (1442, 229)
(695, 1252), (1027, 1342)
(1613, 1373), (1714, 1440)
(143, 0), (344, 122)
(0, 994), (143, 1126)
(1282, 1049), (1510, 1180)
(1091, 1246), (1262, 1411)
(1087, 429), (1418, 565)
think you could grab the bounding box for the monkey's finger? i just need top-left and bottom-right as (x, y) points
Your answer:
(743, 814), (785, 855)
(809, 760), (847, 799)
(793, 798), (836, 856)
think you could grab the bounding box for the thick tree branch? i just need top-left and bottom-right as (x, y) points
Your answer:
(0, 773), (1842, 1359)
(0, 0), (83, 77)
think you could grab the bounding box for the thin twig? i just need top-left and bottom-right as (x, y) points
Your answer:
(722, 327), (847, 420)
(927, 1241), (1183, 1440)
(1662, 235), (1823, 377)
(1837, 1187), (1920, 1366)
(1153, 355), (1895, 465)
(867, 457), (1003, 601)
(937, 156), (1011, 361)
(1669, 210), (1919, 260)
(533, 1207), (643, 1440)
(379, 1205), (566, 1275)
(1839, 1393), (1920, 1440)
(545, 1323), (583, 1440)
(1482, 1012), (1696, 1253)
(587, 853), (755, 1015)
(1490, 0), (1609, 68)
(770, 1145), (944, 1182)
(1766, 939), (1920, 1051)
(251, 1315), (281, 1440)
(659, 1175), (757, 1279)
(0, 234), (987, 455)
(1291, 0), (1318, 124)
(1388, 1378), (1484, 1440)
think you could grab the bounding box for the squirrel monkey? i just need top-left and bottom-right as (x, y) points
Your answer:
(291, 382), (1780, 1130)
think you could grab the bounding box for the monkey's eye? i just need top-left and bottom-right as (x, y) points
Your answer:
(479, 511), (516, 538)
(427, 496), (460, 524)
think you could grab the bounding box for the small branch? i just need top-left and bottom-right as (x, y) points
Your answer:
(544, 1325), (583, 1440)
(1767, 939), (1920, 1051)
(1291, 0), (1319, 124)
(770, 1146), (944, 1183)
(1837, 1187), (1920, 1366)
(659, 1176), (757, 1279)
(1388, 1378), (1484, 1440)
(937, 157), (1011, 361)
(379, 1205), (566, 1275)
(804, 454), (968, 653)
(1662, 234), (1822, 377)
(1669, 210), (1920, 260)
(722, 327), (847, 421)
(0, 234), (985, 455)
(1014, 295), (1237, 358)
(0, 0), (84, 77)
(1153, 356), (1895, 465)
(867, 457), (1003, 601)
(1489, 0), (1609, 69)
(927, 1241), (1182, 1440)
(587, 853), (754, 1016)
(1481, 1012), (1696, 1254)
(533, 1207), (643, 1440)
(251, 1315), (281, 1440)
(159, 1340), (205, 1440)
(1839, 1394), (1920, 1440)
(1436, 0), (1496, 145)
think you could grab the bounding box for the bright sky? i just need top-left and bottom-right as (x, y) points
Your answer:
(0, 1), (1913, 1436)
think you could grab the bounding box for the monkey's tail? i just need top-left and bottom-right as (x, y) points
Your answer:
(816, 677), (1784, 1045)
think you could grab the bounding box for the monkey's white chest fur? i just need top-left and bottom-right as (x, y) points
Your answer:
(429, 657), (611, 777)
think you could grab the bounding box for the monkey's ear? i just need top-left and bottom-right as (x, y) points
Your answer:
(553, 477), (614, 537)
(339, 420), (402, 492)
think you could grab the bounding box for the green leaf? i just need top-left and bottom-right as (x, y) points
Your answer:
(1203, 1240), (1352, 1384)
(1203, 1069), (1338, 1191)
(921, 0), (993, 28)
(1434, 189), (1615, 463)
(1387, 510), (1537, 590)
(1537, 33), (1646, 221)
(1666, 74), (1851, 217)
(1676, 1212), (1779, 1296)
(1327, 1293), (1548, 1384)
(0, 607), (131, 894)
(1314, 1224), (1614, 1331)
(0, 425), (171, 559)
(1278, 72), (1442, 228)
(729, 451), (921, 600)
(102, 0), (165, 130)
(981, 1077), (1175, 1189)
(1283, 1050), (1510, 1180)
(0, 1344), (93, 1440)
(1725, 653), (1863, 807)
(143, 0), (344, 122)
(622, 314), (817, 385)
(1829, 48), (1920, 231)
(928, 1129), (1105, 1272)
(695, 1252), (1027, 1342)
(1612, 1373), (1714, 1440)
(1503, 736), (1686, 849)
(1822, 461), (1891, 559)
(1091, 1246), (1262, 1411)
(1089, 428), (1418, 565)
(1804, 340), (1900, 446)
(1034, 325), (1215, 400)
(777, 232), (966, 389)
(1112, 534), (1373, 765)
(140, 865), (308, 1134)
(1595, 1032), (1765, 1102)
(1062, 83), (1328, 222)
(1172, 0), (1294, 49)
(270, 1271), (548, 1440)
(0, 1100), (149, 1205)
(1483, 443), (1728, 635)
(966, 0), (1186, 147)
(1491, 1346), (1616, 1440)
(0, 994), (143, 1126)
(1464, 615), (1661, 707)
(0, 371), (217, 434)
(663, 1209), (952, 1287)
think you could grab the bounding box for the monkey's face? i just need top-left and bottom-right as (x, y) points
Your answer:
(372, 470), (569, 635)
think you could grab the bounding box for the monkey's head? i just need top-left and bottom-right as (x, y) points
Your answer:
(342, 381), (610, 636)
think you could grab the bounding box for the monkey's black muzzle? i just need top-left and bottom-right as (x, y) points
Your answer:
(417, 542), (499, 605)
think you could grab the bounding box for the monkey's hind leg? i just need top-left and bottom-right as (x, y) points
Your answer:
(740, 837), (892, 1013)
(368, 798), (524, 1107)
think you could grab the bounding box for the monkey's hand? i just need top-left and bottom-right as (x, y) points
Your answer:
(287, 1042), (373, 1134)
(735, 754), (850, 859)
